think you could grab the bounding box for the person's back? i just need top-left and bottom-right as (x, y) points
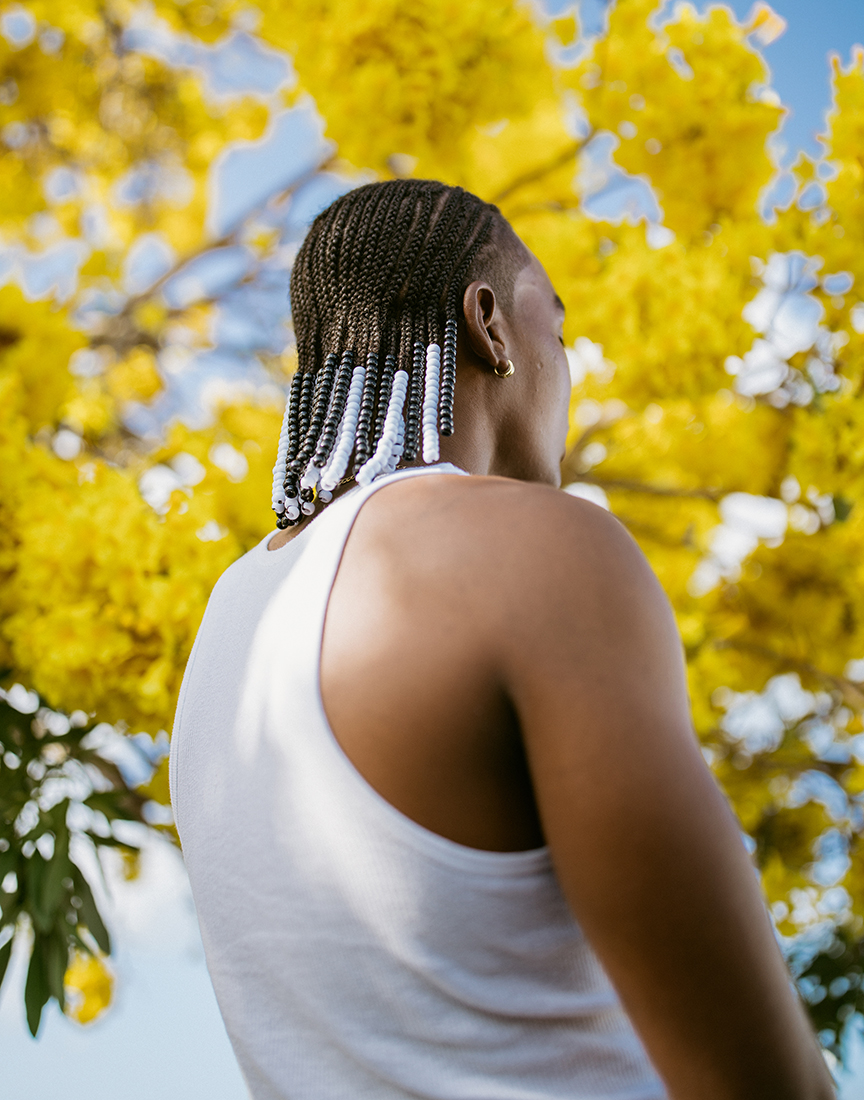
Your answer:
(171, 179), (836, 1100)
(172, 465), (667, 1099)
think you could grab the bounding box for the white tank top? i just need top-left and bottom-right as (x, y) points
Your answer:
(170, 463), (666, 1100)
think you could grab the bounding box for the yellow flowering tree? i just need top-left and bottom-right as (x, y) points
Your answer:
(2, 0), (864, 1055)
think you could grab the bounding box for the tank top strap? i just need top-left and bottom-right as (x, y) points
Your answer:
(282, 462), (469, 676)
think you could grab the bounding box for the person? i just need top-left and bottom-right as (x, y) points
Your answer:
(170, 179), (835, 1100)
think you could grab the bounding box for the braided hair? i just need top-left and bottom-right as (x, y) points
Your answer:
(271, 179), (522, 527)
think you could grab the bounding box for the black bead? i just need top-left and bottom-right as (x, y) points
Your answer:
(314, 349), (354, 468)
(372, 354), (396, 448)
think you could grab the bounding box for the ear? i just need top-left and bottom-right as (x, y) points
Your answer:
(462, 280), (510, 374)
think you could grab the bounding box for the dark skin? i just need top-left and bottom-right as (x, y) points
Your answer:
(269, 242), (835, 1100)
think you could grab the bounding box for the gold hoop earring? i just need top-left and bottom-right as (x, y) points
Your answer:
(494, 359), (514, 378)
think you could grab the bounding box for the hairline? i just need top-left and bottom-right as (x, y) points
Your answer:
(467, 215), (533, 316)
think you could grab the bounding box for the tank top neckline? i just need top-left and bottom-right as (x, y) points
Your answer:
(257, 462), (467, 557)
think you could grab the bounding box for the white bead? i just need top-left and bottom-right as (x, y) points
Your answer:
(356, 371), (409, 486)
(301, 500), (315, 515)
(271, 389), (294, 512)
(300, 456), (321, 490)
(422, 342), (441, 465)
(320, 364), (366, 491)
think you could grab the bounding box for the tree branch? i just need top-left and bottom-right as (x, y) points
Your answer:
(90, 153), (337, 351)
(491, 135), (592, 205)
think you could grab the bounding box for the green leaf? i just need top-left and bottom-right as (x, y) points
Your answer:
(0, 891), (21, 926)
(41, 855), (69, 922)
(0, 935), (12, 991)
(71, 866), (110, 954)
(25, 853), (51, 934)
(83, 832), (138, 851)
(85, 792), (126, 816)
(41, 805), (70, 921)
(24, 936), (50, 1037)
(45, 929), (68, 1012)
(834, 495), (853, 523)
(0, 846), (17, 879)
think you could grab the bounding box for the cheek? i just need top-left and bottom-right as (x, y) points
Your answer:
(547, 344), (571, 415)
(550, 348), (571, 447)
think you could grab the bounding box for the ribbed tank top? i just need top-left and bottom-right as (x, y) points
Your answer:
(170, 463), (666, 1100)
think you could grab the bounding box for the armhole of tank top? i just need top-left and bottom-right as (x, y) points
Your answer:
(169, 597), (213, 839)
(309, 464), (551, 876)
(172, 527), (313, 835)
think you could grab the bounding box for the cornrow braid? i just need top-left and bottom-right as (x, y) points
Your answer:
(352, 186), (395, 355)
(272, 179), (521, 526)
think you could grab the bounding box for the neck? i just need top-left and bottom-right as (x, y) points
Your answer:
(431, 368), (500, 478)
(435, 428), (494, 478)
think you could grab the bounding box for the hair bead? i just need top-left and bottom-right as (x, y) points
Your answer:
(356, 369), (409, 487)
(403, 340), (425, 462)
(314, 349), (354, 469)
(353, 350), (379, 469)
(272, 369), (305, 519)
(271, 393), (291, 513)
(297, 367), (316, 444)
(422, 342), (441, 463)
(321, 363), (366, 491)
(385, 413), (405, 476)
(293, 353), (337, 476)
(439, 318), (458, 436)
(372, 354), (396, 449)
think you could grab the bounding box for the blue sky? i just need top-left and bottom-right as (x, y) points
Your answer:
(568, 0), (863, 162)
(711, 0), (863, 161)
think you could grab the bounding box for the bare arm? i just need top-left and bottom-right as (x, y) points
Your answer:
(494, 491), (834, 1100)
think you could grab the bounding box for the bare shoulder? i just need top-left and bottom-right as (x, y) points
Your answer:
(363, 472), (663, 628)
(368, 472), (637, 568)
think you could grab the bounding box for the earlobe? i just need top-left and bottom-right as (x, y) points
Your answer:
(462, 280), (507, 371)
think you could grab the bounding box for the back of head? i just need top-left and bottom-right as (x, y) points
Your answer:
(271, 180), (522, 528)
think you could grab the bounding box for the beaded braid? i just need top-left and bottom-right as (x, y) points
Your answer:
(351, 187), (414, 472)
(311, 349), (354, 475)
(403, 340), (425, 461)
(275, 367), (316, 524)
(422, 340), (442, 463)
(353, 351), (379, 469)
(440, 320), (458, 437)
(424, 200), (480, 438)
(272, 368), (304, 519)
(343, 188), (400, 464)
(398, 192), (462, 460)
(373, 354), (397, 449)
(289, 353), (337, 512)
(274, 179), (518, 527)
